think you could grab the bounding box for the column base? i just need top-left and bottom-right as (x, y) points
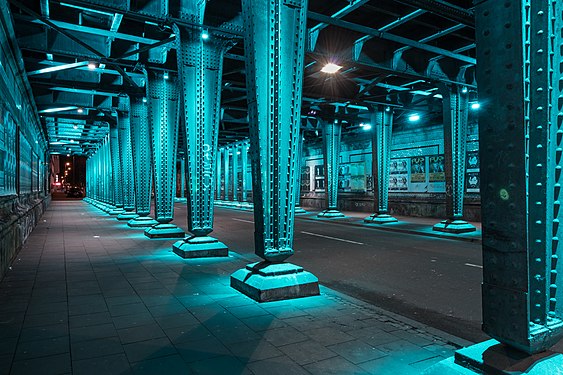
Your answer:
(231, 261), (320, 302)
(364, 213), (397, 224)
(127, 216), (159, 228)
(295, 207), (308, 215)
(423, 339), (563, 375)
(317, 209), (345, 218)
(108, 207), (125, 215)
(172, 236), (228, 258)
(144, 223), (185, 239)
(433, 219), (477, 234)
(117, 212), (139, 221)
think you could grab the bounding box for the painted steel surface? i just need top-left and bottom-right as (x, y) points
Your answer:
(243, 0), (308, 262)
(371, 108), (393, 214)
(476, 0), (563, 353)
(147, 72), (180, 224)
(323, 119), (342, 211)
(130, 97), (153, 216)
(117, 95), (136, 212)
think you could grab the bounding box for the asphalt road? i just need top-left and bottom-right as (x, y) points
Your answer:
(173, 204), (486, 343)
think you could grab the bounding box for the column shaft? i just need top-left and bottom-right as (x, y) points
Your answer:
(318, 119), (344, 218)
(476, 0), (563, 353)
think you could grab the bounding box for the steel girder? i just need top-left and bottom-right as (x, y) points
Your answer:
(147, 72), (180, 224)
(109, 126), (123, 209)
(117, 96), (136, 212)
(243, 0), (308, 262)
(442, 85), (469, 219)
(176, 18), (230, 236)
(318, 119), (344, 218)
(130, 97), (153, 216)
(216, 148), (223, 200)
(239, 141), (249, 203)
(373, 109), (393, 214)
(224, 146), (230, 201)
(232, 144), (239, 202)
(476, 0), (563, 354)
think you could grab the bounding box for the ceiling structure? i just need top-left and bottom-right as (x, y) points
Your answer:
(7, 0), (476, 156)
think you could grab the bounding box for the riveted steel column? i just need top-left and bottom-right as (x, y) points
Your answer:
(433, 85), (476, 233)
(365, 107), (397, 224)
(318, 119), (345, 218)
(117, 95), (138, 220)
(230, 0), (319, 302)
(216, 147), (223, 201)
(295, 133), (307, 214)
(232, 144), (239, 203)
(224, 146), (230, 202)
(144, 72), (184, 238)
(180, 157), (185, 198)
(128, 97), (158, 228)
(172, 12), (229, 257)
(108, 125), (124, 215)
(241, 141), (249, 204)
(474, 0), (563, 354)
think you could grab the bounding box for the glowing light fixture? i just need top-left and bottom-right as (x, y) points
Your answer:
(408, 114), (420, 122)
(38, 106), (77, 114)
(385, 107), (391, 112)
(321, 63), (342, 74)
(163, 72), (169, 80)
(77, 108), (84, 113)
(142, 97), (147, 103)
(471, 102), (480, 110)
(201, 30), (210, 40)
(362, 124), (372, 131)
(461, 87), (468, 94)
(88, 62), (97, 70)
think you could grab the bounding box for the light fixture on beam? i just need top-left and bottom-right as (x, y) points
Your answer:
(408, 114), (420, 122)
(163, 72), (169, 80)
(321, 63), (342, 74)
(471, 102), (480, 110)
(77, 108), (84, 113)
(201, 30), (210, 40)
(88, 62), (97, 70)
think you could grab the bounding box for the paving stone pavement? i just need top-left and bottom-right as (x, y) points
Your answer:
(0, 201), (468, 375)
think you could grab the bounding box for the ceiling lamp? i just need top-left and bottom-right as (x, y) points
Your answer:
(471, 102), (480, 110)
(321, 63), (342, 74)
(87, 62), (97, 70)
(163, 71), (169, 80)
(77, 108), (84, 113)
(201, 30), (210, 40)
(408, 114), (420, 122)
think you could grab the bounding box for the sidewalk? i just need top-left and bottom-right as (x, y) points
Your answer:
(0, 201), (470, 375)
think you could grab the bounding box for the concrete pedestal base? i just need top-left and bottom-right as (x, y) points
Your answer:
(108, 207), (125, 215)
(144, 223), (185, 239)
(433, 219), (477, 234)
(423, 339), (563, 375)
(128, 216), (159, 228)
(172, 236), (228, 258)
(117, 212), (139, 221)
(364, 213), (397, 224)
(317, 209), (345, 218)
(295, 207), (308, 215)
(231, 261), (320, 302)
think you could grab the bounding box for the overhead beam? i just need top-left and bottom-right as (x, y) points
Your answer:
(307, 11), (475, 65)
(391, 0), (474, 27)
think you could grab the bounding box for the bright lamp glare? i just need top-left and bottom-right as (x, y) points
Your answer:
(163, 72), (169, 80)
(201, 30), (209, 40)
(408, 114), (420, 122)
(362, 124), (372, 131)
(77, 108), (84, 113)
(471, 102), (480, 110)
(88, 62), (97, 70)
(321, 63), (342, 74)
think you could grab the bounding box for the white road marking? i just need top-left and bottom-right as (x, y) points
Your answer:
(464, 263), (483, 269)
(232, 218), (254, 224)
(300, 231), (364, 245)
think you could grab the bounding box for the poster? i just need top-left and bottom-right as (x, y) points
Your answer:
(429, 155), (445, 182)
(410, 157), (426, 183)
(390, 159), (408, 175)
(466, 151), (480, 192)
(389, 174), (408, 191)
(314, 163), (324, 191)
(467, 172), (480, 192)
(301, 166), (311, 192)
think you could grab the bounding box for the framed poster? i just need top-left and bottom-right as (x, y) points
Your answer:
(466, 151), (480, 193)
(301, 166), (311, 192)
(429, 155), (445, 182)
(389, 174), (408, 191)
(390, 158), (408, 175)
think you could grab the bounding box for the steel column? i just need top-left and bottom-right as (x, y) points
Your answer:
(108, 126), (124, 214)
(117, 95), (138, 220)
(432, 85), (476, 233)
(365, 107), (397, 224)
(127, 97), (158, 228)
(295, 133), (307, 214)
(172, 12), (229, 257)
(475, 0), (563, 354)
(230, 0), (319, 302)
(144, 72), (184, 238)
(318, 119), (345, 218)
